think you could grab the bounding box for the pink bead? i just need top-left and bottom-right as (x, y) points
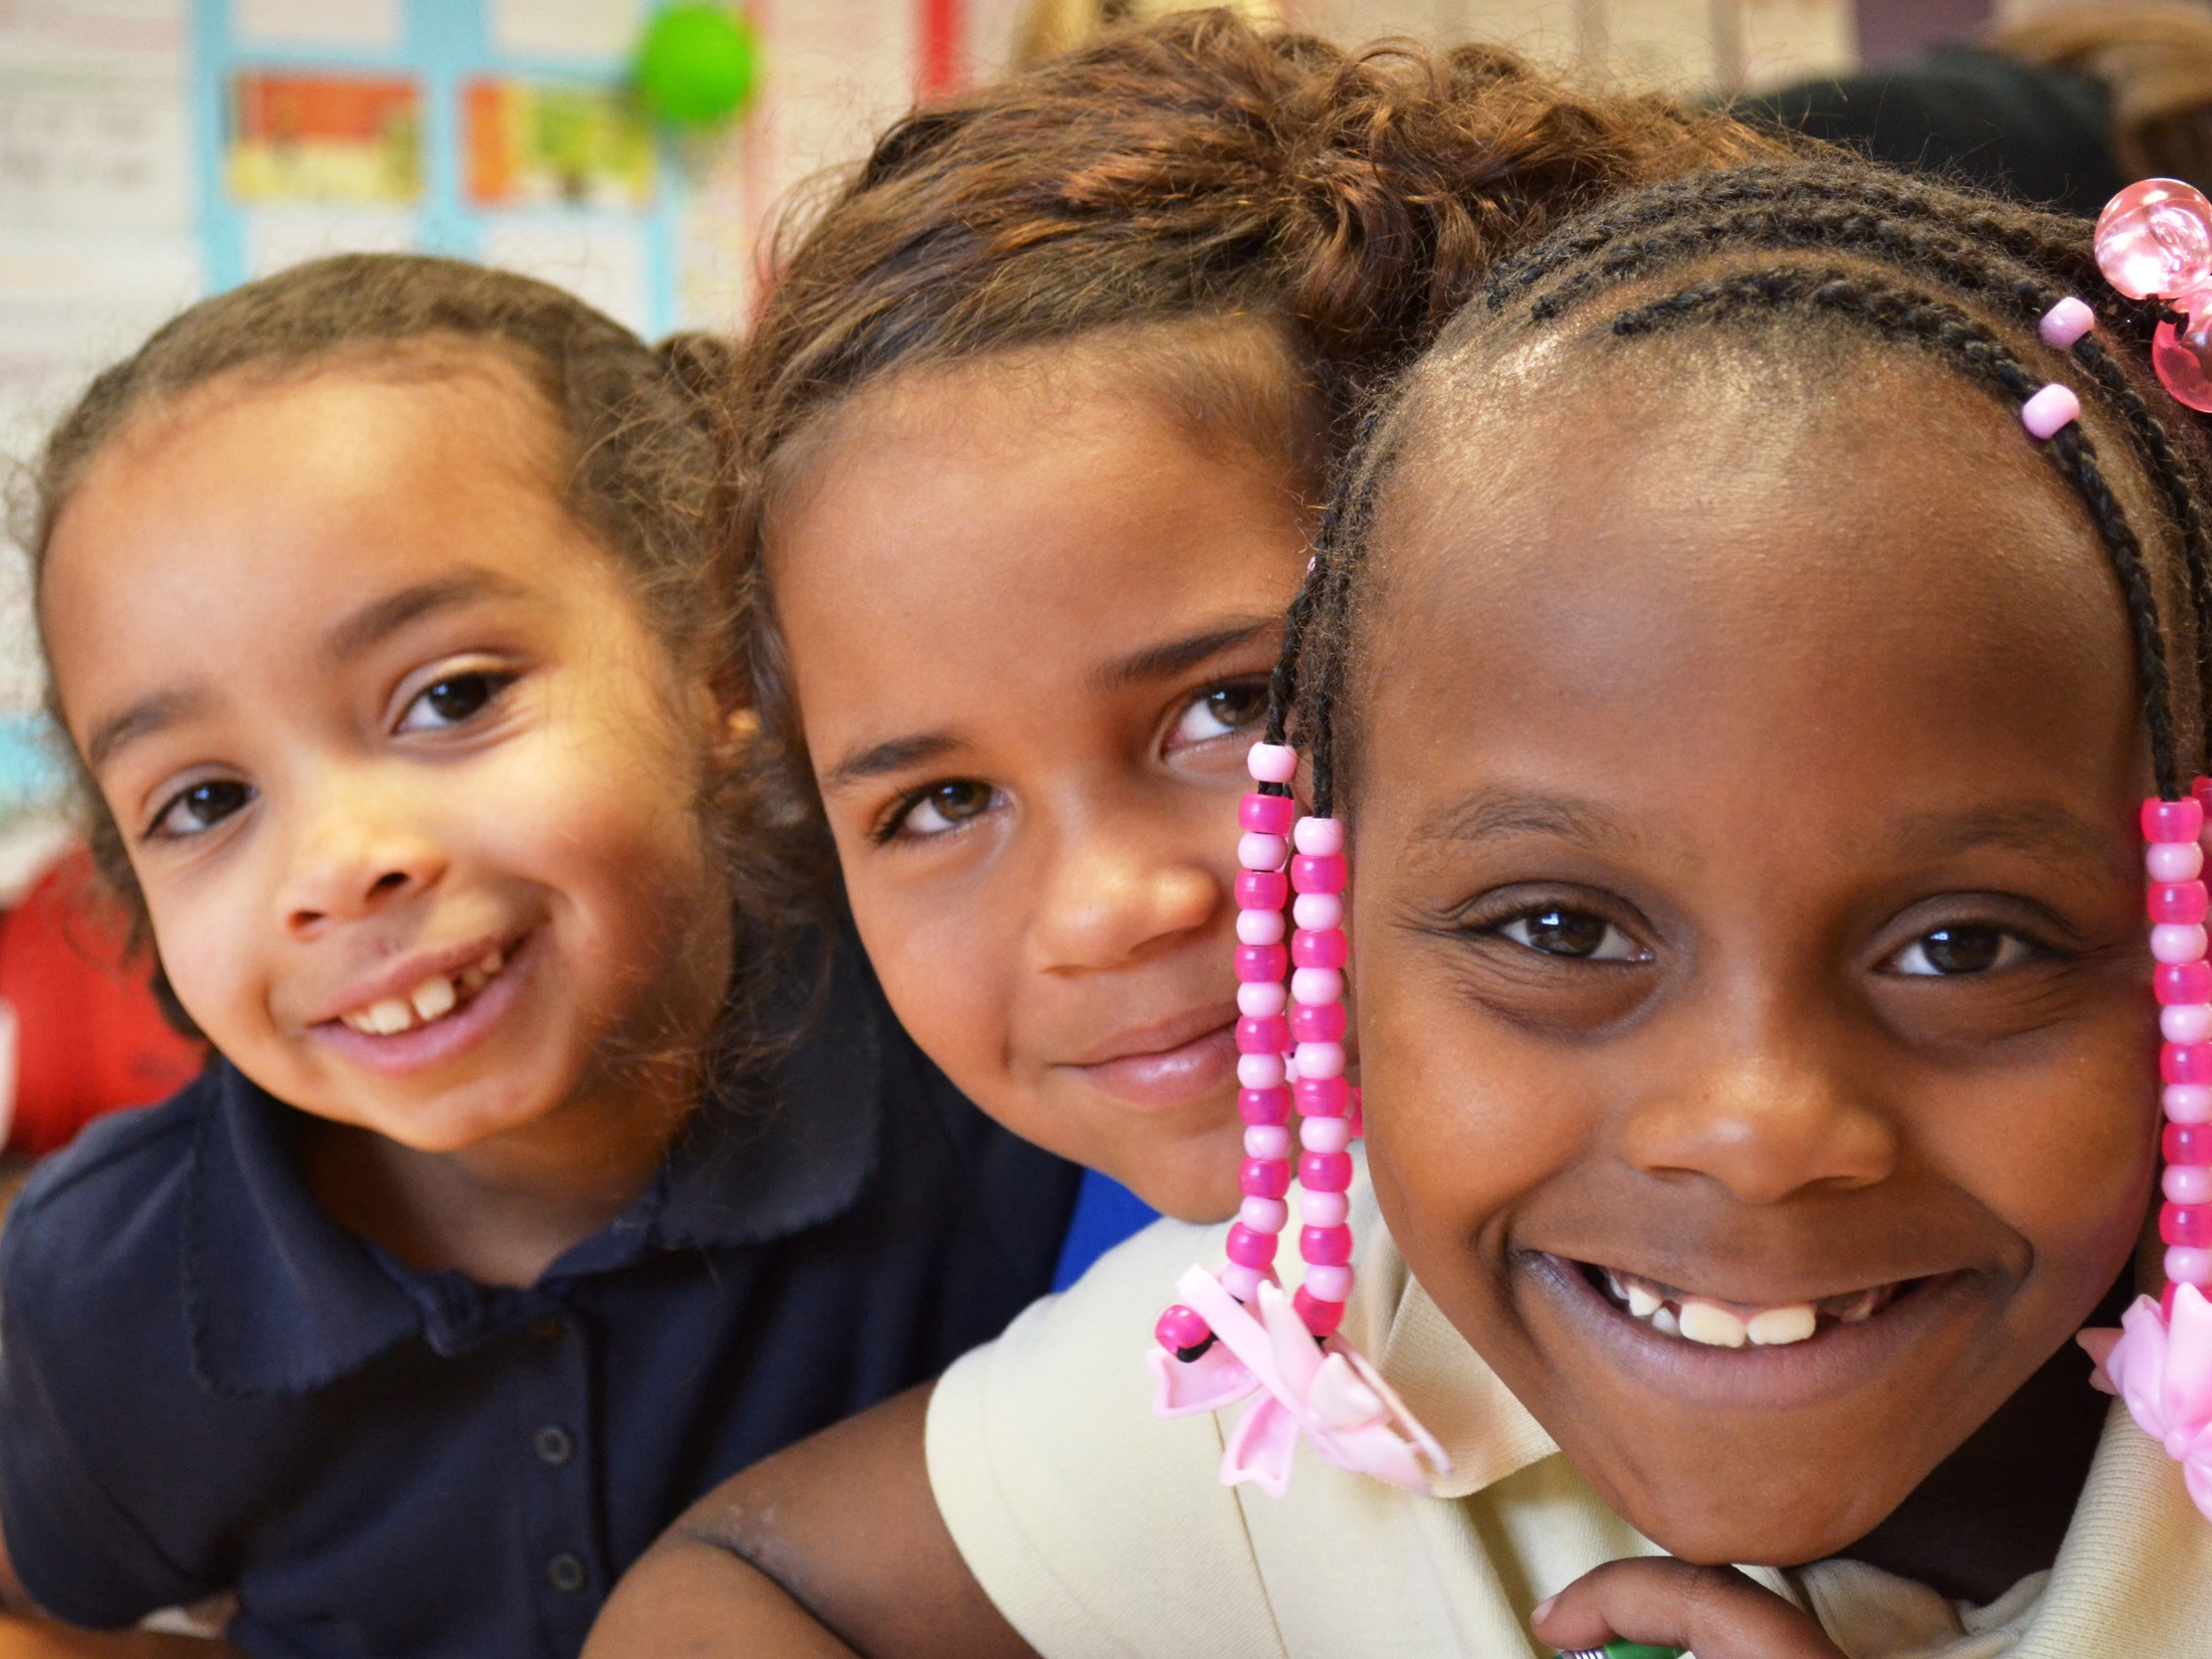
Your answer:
(2166, 1245), (2212, 1288)
(1290, 966), (1343, 1006)
(1292, 816), (1345, 856)
(2163, 1203), (2212, 1248)
(1292, 929), (1349, 968)
(1291, 853), (1347, 895)
(2194, 775), (2212, 811)
(1246, 742), (1298, 783)
(2039, 296), (2096, 348)
(2153, 308), (2212, 412)
(1219, 1262), (1266, 1302)
(1245, 1124), (1292, 1158)
(1300, 1150), (1354, 1192)
(2169, 1084), (2212, 1124)
(1235, 870), (1288, 911)
(1225, 1223), (1278, 1268)
(2096, 178), (2212, 301)
(1237, 981), (1287, 1019)
(2159, 960), (2212, 1004)
(2167, 1122), (2212, 1163)
(1289, 1001), (1345, 1042)
(1295, 1040), (1345, 1079)
(2167, 1164), (2212, 1205)
(1236, 908), (1286, 945)
(1239, 832), (1288, 872)
(1234, 942), (1288, 983)
(2166, 1004), (2212, 1045)
(2151, 881), (2210, 924)
(1347, 1084), (1362, 1137)
(1301, 1115), (1352, 1153)
(1301, 1223), (1354, 1265)
(1239, 1086), (1291, 1126)
(1293, 893), (1343, 931)
(1294, 1288), (1344, 1336)
(2152, 923), (2209, 964)
(2163, 1043), (2212, 1085)
(1155, 1305), (1212, 1353)
(1303, 1263), (1353, 1301)
(1236, 1015), (1290, 1055)
(2150, 841), (2206, 882)
(1239, 792), (1296, 835)
(1240, 1196), (1290, 1233)
(1241, 1155), (1291, 1197)
(1295, 1074), (1350, 1117)
(1237, 1052), (1286, 1090)
(1301, 1191), (1349, 1228)
(2144, 797), (2207, 843)
(2020, 382), (2080, 440)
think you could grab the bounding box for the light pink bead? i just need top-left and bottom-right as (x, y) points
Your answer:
(2171, 1084), (2212, 1124)
(1300, 1190), (1349, 1227)
(2166, 1004), (2212, 1044)
(2154, 923), (2210, 963)
(1239, 1196), (1290, 1233)
(2039, 296), (2096, 348)
(2166, 1245), (2212, 1287)
(1246, 742), (1298, 783)
(1291, 966), (1343, 1006)
(1237, 1053), (1286, 1090)
(1245, 1125), (1292, 1158)
(1237, 981), (1288, 1018)
(1219, 1262), (1266, 1302)
(1238, 832), (1288, 872)
(1236, 909), (1286, 945)
(1293, 893), (1344, 931)
(2021, 382), (2080, 440)
(1304, 1264), (1354, 1302)
(1295, 1040), (1345, 1079)
(1301, 1115), (1352, 1153)
(2096, 177), (2212, 301)
(2168, 1164), (2212, 1205)
(2150, 841), (2206, 882)
(1293, 816), (1345, 856)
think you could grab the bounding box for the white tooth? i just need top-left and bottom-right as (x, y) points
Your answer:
(1678, 1302), (1748, 1348)
(1650, 1306), (1679, 1336)
(1746, 1305), (1818, 1347)
(1841, 1291), (1880, 1324)
(342, 1010), (377, 1035)
(1626, 1284), (1662, 1319)
(409, 975), (458, 1023)
(366, 997), (414, 1035)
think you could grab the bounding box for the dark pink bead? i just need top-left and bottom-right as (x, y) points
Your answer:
(1294, 1288), (1344, 1337)
(1301, 1224), (1354, 1266)
(1289, 1001), (1346, 1042)
(1290, 853), (1348, 895)
(1225, 1223), (1279, 1268)
(1291, 929), (1349, 968)
(1234, 943), (1288, 984)
(1235, 870), (1289, 911)
(2145, 798), (2206, 843)
(1239, 1086), (1291, 1126)
(1155, 1305), (1212, 1352)
(2159, 960), (2212, 1005)
(1235, 1015), (1290, 1055)
(1240, 1156), (1291, 1198)
(1239, 792), (1296, 835)
(2164, 1043), (2212, 1086)
(1294, 1075), (1350, 1117)
(2163, 1203), (2212, 1248)
(1300, 1150), (1353, 1192)
(1346, 1084), (1363, 1137)
(2152, 882), (2211, 925)
(2168, 1122), (2212, 1164)
(2196, 776), (2212, 812)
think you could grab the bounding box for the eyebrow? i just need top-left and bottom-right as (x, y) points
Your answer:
(1087, 618), (1280, 696)
(820, 731), (965, 793)
(85, 689), (207, 772)
(322, 570), (533, 663)
(1411, 784), (1655, 856)
(1890, 803), (2118, 868)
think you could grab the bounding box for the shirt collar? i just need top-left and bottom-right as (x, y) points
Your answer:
(184, 929), (889, 1398)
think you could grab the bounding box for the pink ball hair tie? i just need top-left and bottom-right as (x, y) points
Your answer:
(2039, 296), (2096, 349)
(2021, 383), (2081, 441)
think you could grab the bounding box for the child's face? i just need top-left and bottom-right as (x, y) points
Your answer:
(770, 355), (1308, 1219)
(1347, 351), (2161, 1564)
(42, 363), (733, 1154)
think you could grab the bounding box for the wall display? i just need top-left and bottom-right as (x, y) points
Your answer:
(226, 70), (422, 202)
(464, 77), (654, 209)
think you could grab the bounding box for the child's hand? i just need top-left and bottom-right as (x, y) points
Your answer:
(1530, 1557), (1845, 1659)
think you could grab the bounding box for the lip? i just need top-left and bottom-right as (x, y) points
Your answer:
(1520, 1249), (1983, 1412)
(301, 929), (529, 1029)
(308, 930), (535, 1078)
(1061, 1002), (1240, 1112)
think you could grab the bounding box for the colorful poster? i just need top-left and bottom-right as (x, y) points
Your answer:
(227, 71), (422, 204)
(464, 78), (654, 211)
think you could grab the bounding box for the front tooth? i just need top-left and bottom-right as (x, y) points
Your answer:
(1678, 1302), (1748, 1348)
(366, 997), (414, 1035)
(1650, 1306), (1679, 1336)
(342, 1010), (377, 1035)
(409, 975), (458, 1022)
(1626, 1284), (1662, 1319)
(1746, 1305), (1818, 1347)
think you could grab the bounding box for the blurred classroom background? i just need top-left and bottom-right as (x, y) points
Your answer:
(0, 0), (2196, 1161)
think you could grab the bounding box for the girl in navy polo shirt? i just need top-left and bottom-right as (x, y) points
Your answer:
(0, 254), (1077, 1657)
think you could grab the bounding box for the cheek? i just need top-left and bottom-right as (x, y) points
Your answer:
(140, 872), (262, 1037)
(844, 868), (1018, 1073)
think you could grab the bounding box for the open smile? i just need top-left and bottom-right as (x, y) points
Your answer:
(1588, 1263), (1910, 1348)
(310, 930), (535, 1077)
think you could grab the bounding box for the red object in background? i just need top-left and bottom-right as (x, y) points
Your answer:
(0, 850), (206, 1156)
(918, 0), (963, 98)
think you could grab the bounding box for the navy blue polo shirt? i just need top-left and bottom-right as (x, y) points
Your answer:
(0, 934), (1079, 1658)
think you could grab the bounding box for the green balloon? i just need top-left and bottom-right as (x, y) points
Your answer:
(636, 4), (757, 128)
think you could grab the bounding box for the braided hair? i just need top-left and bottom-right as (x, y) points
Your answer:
(1267, 159), (2212, 814)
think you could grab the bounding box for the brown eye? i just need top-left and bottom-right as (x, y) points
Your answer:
(1892, 925), (2030, 976)
(152, 779), (254, 839)
(1170, 682), (1268, 747)
(398, 671), (509, 731)
(1499, 907), (1650, 962)
(897, 779), (1000, 838)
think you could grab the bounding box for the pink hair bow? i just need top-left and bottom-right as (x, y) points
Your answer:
(2095, 1284), (2212, 1521)
(2095, 178), (2212, 410)
(1147, 1266), (1448, 1497)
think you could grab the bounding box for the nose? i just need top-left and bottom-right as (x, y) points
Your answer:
(276, 769), (448, 940)
(1026, 800), (1222, 974)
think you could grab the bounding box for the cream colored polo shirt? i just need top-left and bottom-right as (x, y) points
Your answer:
(928, 1179), (2212, 1659)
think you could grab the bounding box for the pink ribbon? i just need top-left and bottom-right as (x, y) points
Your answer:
(2096, 1283), (2212, 1521)
(1147, 1266), (1449, 1497)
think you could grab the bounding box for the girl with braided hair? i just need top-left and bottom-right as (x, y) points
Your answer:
(593, 155), (2212, 1659)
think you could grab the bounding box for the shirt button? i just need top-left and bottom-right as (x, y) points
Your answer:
(533, 1424), (575, 1467)
(546, 1554), (587, 1593)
